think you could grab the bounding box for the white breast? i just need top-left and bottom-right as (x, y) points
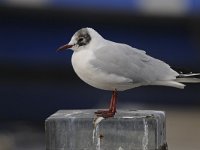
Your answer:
(71, 50), (134, 91)
(72, 50), (101, 88)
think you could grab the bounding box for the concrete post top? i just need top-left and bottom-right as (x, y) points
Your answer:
(46, 109), (165, 120)
(45, 109), (167, 150)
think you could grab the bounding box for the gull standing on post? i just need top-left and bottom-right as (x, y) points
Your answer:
(58, 27), (200, 118)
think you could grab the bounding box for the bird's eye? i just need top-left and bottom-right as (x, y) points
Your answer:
(78, 37), (84, 42)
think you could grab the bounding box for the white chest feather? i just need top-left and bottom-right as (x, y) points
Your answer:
(71, 50), (134, 91)
(72, 50), (98, 86)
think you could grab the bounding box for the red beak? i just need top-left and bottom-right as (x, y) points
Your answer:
(57, 44), (73, 51)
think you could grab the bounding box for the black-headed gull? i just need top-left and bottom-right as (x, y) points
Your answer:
(58, 27), (200, 118)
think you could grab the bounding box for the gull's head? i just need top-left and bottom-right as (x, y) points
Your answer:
(57, 27), (103, 52)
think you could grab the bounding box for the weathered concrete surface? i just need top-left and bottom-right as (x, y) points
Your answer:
(45, 110), (167, 150)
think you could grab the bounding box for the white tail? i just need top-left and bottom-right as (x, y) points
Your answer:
(152, 81), (185, 89)
(178, 73), (200, 77)
(175, 78), (200, 83)
(175, 73), (200, 83)
(151, 73), (200, 89)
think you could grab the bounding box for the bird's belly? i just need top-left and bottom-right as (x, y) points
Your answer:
(72, 52), (133, 91)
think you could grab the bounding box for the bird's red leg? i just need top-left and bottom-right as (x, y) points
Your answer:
(95, 90), (118, 118)
(111, 90), (118, 113)
(95, 91), (114, 114)
(109, 91), (115, 110)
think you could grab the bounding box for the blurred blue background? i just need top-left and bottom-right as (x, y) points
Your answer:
(0, 1), (200, 150)
(0, 0), (200, 121)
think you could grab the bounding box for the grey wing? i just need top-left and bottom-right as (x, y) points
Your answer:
(90, 43), (179, 84)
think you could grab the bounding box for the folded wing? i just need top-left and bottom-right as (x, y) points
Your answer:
(90, 42), (179, 85)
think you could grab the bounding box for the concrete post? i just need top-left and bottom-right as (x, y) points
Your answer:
(45, 110), (167, 150)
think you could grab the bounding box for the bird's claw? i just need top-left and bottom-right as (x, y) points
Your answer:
(95, 110), (116, 118)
